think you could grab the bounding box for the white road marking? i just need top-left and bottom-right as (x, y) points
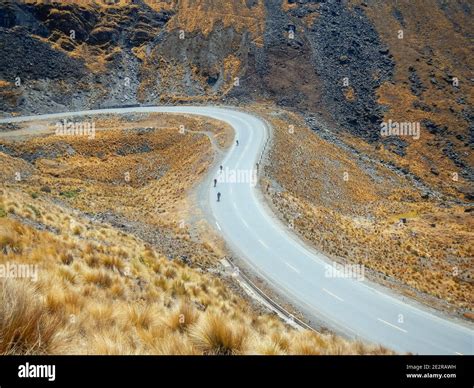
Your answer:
(215, 221), (221, 231)
(250, 197), (327, 269)
(322, 288), (344, 302)
(285, 262), (301, 274)
(377, 318), (407, 333)
(239, 215), (250, 229)
(258, 239), (269, 249)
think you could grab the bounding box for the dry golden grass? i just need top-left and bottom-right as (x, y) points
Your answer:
(0, 188), (394, 355)
(0, 278), (69, 355)
(189, 312), (249, 355)
(250, 104), (473, 313)
(354, 0), (473, 199)
(0, 113), (233, 267)
(166, 300), (199, 332)
(166, 0), (264, 38)
(0, 112), (394, 355)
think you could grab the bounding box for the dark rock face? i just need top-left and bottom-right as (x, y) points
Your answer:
(148, 23), (251, 98)
(408, 66), (426, 97)
(380, 136), (407, 157)
(0, 0), (394, 140)
(0, 2), (48, 35)
(116, 143), (152, 156)
(89, 26), (119, 45)
(422, 119), (448, 136)
(422, 119), (473, 182)
(307, 2), (394, 141)
(0, 27), (86, 82)
(0, 0), (176, 113)
(236, 0), (324, 110)
(392, 7), (406, 28)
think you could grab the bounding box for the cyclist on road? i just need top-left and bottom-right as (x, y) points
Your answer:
(236, 139), (239, 146)
(219, 165), (223, 172)
(214, 178), (217, 187)
(217, 192), (221, 202)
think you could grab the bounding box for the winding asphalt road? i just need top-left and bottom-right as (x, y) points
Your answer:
(1, 106), (472, 355)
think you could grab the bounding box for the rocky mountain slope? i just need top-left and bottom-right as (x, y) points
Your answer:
(0, 0), (472, 201)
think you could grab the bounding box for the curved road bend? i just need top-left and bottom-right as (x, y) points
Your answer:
(1, 106), (472, 355)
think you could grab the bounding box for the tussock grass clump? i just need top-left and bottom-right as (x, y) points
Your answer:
(88, 328), (140, 356)
(189, 313), (249, 355)
(166, 300), (199, 332)
(83, 269), (113, 288)
(127, 304), (158, 331)
(101, 255), (124, 272)
(0, 279), (67, 355)
(0, 223), (22, 253)
(154, 332), (199, 355)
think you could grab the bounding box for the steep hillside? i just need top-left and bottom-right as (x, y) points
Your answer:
(1, 189), (389, 355)
(251, 104), (472, 316)
(0, 0), (471, 351)
(0, 113), (394, 355)
(0, 0), (471, 201)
